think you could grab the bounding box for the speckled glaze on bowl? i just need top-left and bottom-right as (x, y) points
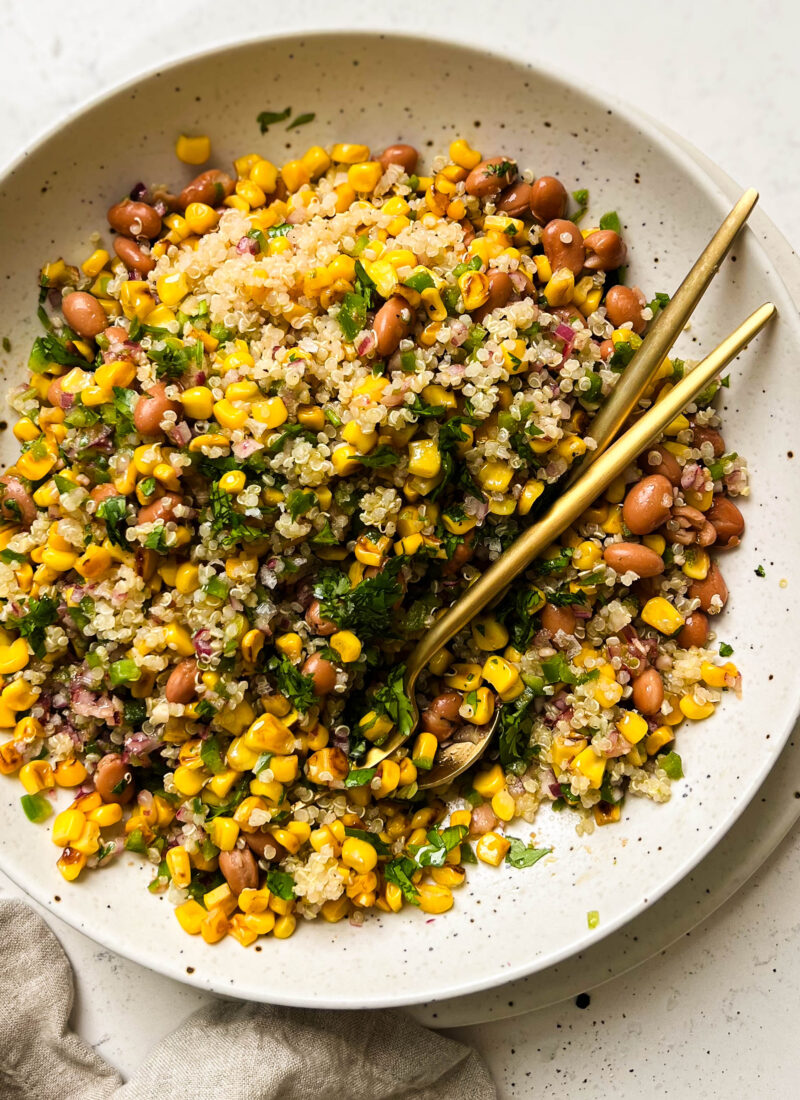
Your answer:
(0, 31), (798, 1010)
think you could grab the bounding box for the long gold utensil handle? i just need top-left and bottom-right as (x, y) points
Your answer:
(568, 188), (758, 484)
(366, 303), (775, 768)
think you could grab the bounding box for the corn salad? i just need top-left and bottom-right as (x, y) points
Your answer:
(0, 132), (746, 946)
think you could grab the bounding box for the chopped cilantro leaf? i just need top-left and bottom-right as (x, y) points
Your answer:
(384, 857), (420, 905)
(265, 869), (295, 899)
(659, 751), (683, 780)
(286, 489), (316, 521)
(257, 107), (291, 132)
(505, 838), (551, 868)
(286, 111), (316, 130)
(271, 655), (317, 713)
(373, 663), (414, 739)
(315, 556), (405, 639)
(599, 211), (622, 235)
(7, 595), (58, 659)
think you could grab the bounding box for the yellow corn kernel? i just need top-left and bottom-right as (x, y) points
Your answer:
(204, 883), (238, 918)
(471, 616), (509, 652)
(57, 848), (87, 882)
(340, 836), (378, 875)
(571, 746), (606, 788)
(173, 764), (208, 797)
(272, 632), (304, 664)
(119, 280), (155, 321)
(217, 470), (246, 496)
(199, 907), (229, 944)
(241, 910), (278, 938)
(458, 270), (490, 311)
(679, 693), (716, 721)
(533, 254), (553, 283)
(163, 845), (191, 888)
(331, 143), (370, 164)
(641, 596), (685, 635)
(280, 158), (310, 193)
(331, 444), (362, 477)
(701, 660), (737, 688)
(481, 655), (520, 695)
(342, 420), (378, 454)
(414, 881), (453, 914)
(172, 562), (199, 596)
(477, 461), (513, 494)
(408, 731), (436, 771)
(444, 663), (482, 692)
(162, 622), (194, 658)
(86, 802), (123, 828)
(405, 439), (440, 480)
(272, 913), (297, 939)
(20, 759), (54, 795)
(184, 202), (219, 235)
(476, 831), (511, 866)
(70, 819), (101, 856)
(246, 157), (278, 192)
(14, 418), (40, 443)
(544, 268), (575, 307)
(550, 734), (588, 770)
(642, 533), (666, 556)
(491, 788), (516, 823)
(207, 817), (239, 852)
(243, 712), (295, 755)
(175, 133), (210, 164)
(73, 544), (112, 581)
(52, 808), (86, 847)
(14, 716), (43, 743)
(461, 686), (494, 725)
(1, 679), (37, 712)
(329, 630), (362, 664)
(556, 435), (587, 463)
(212, 399), (247, 431)
(682, 548), (710, 581)
(516, 478), (544, 516)
(348, 161), (383, 193)
(238, 886), (271, 915)
(645, 726), (674, 755)
(174, 899), (206, 936)
(179, 386), (214, 421)
(618, 710), (648, 745)
(79, 249), (110, 278)
(448, 138), (481, 170)
(156, 271), (189, 308)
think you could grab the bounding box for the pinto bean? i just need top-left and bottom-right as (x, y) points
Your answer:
(469, 802), (499, 836)
(638, 444), (682, 486)
(529, 176), (568, 224)
(603, 542), (665, 578)
(219, 848), (259, 895)
(541, 603), (577, 636)
(372, 295), (413, 357)
(134, 383), (180, 436)
(90, 483), (118, 505)
(178, 169), (235, 210)
(244, 831), (287, 863)
(465, 157), (517, 199)
(114, 235), (155, 275)
(604, 284), (647, 333)
(599, 338), (615, 360)
(691, 424), (725, 456)
(62, 291), (107, 339)
(422, 692), (463, 739)
(582, 230), (627, 272)
(459, 218), (476, 246)
(94, 753), (135, 804)
(305, 599), (336, 636)
(0, 475), (36, 529)
(677, 611), (709, 648)
(378, 144), (418, 174)
(668, 505), (716, 547)
(442, 532), (475, 575)
(107, 200), (162, 239)
(632, 668), (664, 716)
(302, 653), (337, 695)
(165, 657), (198, 704)
(688, 562), (728, 613)
(138, 491), (182, 525)
(496, 180), (532, 217)
(475, 269), (513, 322)
(706, 496), (744, 548)
(541, 219), (585, 276)
(622, 475), (673, 535)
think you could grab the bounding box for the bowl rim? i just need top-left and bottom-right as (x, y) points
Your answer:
(1, 27), (798, 1009)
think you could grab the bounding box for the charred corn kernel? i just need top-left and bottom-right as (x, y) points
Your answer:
(679, 694), (716, 721)
(86, 802), (123, 827)
(471, 616), (509, 652)
(407, 439), (441, 479)
(477, 461), (513, 493)
(57, 848), (87, 882)
(164, 845), (192, 888)
(52, 808), (85, 847)
(518, 478), (545, 516)
(348, 161), (383, 192)
(173, 764), (207, 796)
(445, 663), (482, 691)
(213, 399), (248, 431)
(52, 757), (87, 792)
(394, 532), (424, 556)
(272, 913), (296, 939)
(641, 596), (685, 635)
(119, 280), (155, 320)
(342, 420), (377, 453)
(208, 817), (239, 852)
(184, 202), (219, 235)
(226, 913), (258, 947)
(418, 286), (446, 322)
(459, 270), (490, 310)
(487, 789), (514, 825)
(1, 679), (38, 712)
(175, 134), (210, 164)
(156, 271), (189, 307)
(449, 139), (482, 170)
(431, 866), (466, 890)
(332, 444), (362, 476)
(416, 882), (454, 914)
(682, 548), (710, 581)
(645, 726), (674, 756)
(329, 630), (362, 663)
(0, 739), (23, 773)
(571, 746), (606, 788)
(618, 710), (648, 745)
(243, 713), (295, 755)
(332, 143), (370, 164)
(481, 655), (520, 695)
(14, 716), (43, 743)
(74, 544), (112, 581)
(550, 734), (588, 769)
(593, 802), (622, 826)
(476, 831), (510, 866)
(281, 159), (310, 192)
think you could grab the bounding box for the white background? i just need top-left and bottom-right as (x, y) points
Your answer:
(1, 2), (799, 1095)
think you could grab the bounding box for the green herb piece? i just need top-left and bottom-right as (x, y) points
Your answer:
(659, 751), (683, 780)
(2, 337), (10, 352)
(337, 292), (368, 340)
(195, 699), (217, 721)
(200, 735), (226, 776)
(139, 477), (157, 499)
(92, 493), (129, 549)
(123, 699), (147, 726)
(0, 548), (27, 565)
(648, 291), (670, 319)
(384, 856), (420, 905)
(148, 335), (202, 381)
(409, 824), (467, 867)
(208, 480), (261, 546)
(755, 564), (766, 578)
(599, 211), (621, 235)
(272, 655), (316, 713)
(486, 160), (516, 177)
(287, 112), (316, 130)
(28, 334), (86, 374)
(587, 909), (600, 929)
(324, 408), (342, 428)
(125, 829), (148, 853)
(286, 489), (316, 521)
(571, 188), (589, 223)
(357, 445), (400, 469)
(345, 767), (377, 788)
(7, 595), (58, 659)
(210, 322), (233, 344)
(257, 107), (291, 132)
(706, 452), (737, 481)
(407, 395), (446, 418)
(399, 350), (417, 373)
(148, 859), (170, 893)
(21, 793), (52, 823)
(505, 837), (551, 869)
(608, 341), (636, 371)
(109, 658), (141, 687)
(311, 519), (339, 546)
(203, 575), (228, 600)
(247, 227), (268, 253)
(462, 323), (487, 353)
(498, 685), (539, 770)
(144, 524), (168, 553)
(344, 827), (390, 855)
(354, 260), (376, 306)
(315, 556), (405, 639)
(403, 269), (435, 292)
(719, 642), (734, 657)
(373, 663), (414, 739)
(541, 653), (577, 685)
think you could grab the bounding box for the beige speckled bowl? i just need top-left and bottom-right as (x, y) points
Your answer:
(0, 31), (798, 1009)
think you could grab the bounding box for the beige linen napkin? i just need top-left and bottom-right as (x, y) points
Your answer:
(0, 899), (495, 1099)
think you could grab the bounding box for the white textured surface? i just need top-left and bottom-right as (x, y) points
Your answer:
(1, 1), (799, 1094)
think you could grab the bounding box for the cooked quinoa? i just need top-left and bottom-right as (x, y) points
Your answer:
(0, 134), (744, 945)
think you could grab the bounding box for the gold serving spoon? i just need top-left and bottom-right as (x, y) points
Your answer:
(365, 190), (762, 782)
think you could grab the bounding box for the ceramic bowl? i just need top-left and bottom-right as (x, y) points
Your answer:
(0, 31), (798, 1009)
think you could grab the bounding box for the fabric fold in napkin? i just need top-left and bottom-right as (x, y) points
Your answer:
(0, 900), (496, 1099)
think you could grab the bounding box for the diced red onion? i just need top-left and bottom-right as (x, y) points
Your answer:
(167, 421), (192, 447)
(237, 236), (258, 255)
(193, 629), (213, 658)
(449, 320), (469, 347)
(129, 182), (148, 201)
(356, 330), (377, 357)
(233, 437), (263, 460)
